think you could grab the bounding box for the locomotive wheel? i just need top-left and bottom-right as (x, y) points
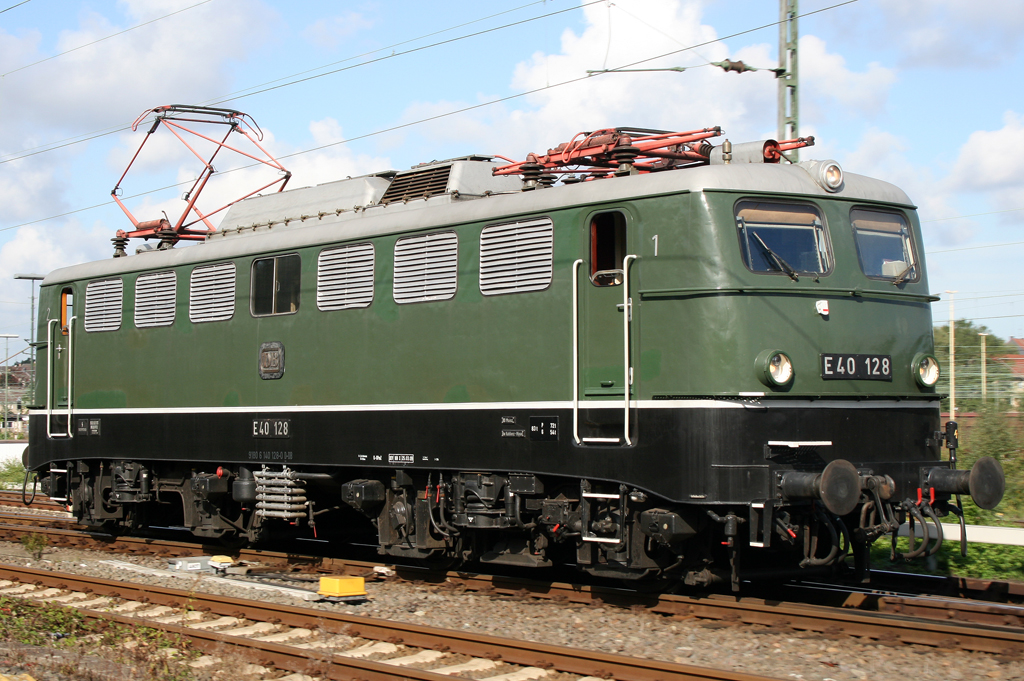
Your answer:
(627, 571), (682, 593)
(422, 550), (462, 572)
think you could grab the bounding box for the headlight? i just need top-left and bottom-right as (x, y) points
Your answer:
(913, 353), (940, 387)
(821, 162), (843, 191)
(798, 159), (844, 192)
(757, 349), (794, 387)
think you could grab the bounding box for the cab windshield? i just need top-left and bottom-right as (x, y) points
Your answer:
(736, 201), (831, 276)
(850, 208), (917, 282)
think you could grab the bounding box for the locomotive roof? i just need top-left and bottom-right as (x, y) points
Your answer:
(44, 159), (914, 285)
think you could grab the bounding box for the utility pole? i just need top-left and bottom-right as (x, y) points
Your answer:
(778, 0), (799, 160)
(0, 335), (16, 436)
(589, 1), (800, 156)
(979, 333), (989, 403)
(947, 291), (957, 418)
(14, 274), (44, 405)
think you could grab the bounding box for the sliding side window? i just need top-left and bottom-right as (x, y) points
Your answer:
(251, 254), (301, 316)
(590, 211), (627, 286)
(60, 288), (74, 335)
(736, 201), (831, 277)
(850, 209), (917, 282)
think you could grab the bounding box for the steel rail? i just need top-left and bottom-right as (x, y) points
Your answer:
(3, 516), (1024, 651)
(0, 564), (779, 681)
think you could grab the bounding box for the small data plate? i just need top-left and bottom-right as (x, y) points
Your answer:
(820, 354), (892, 381)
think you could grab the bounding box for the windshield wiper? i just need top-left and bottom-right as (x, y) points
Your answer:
(891, 263), (915, 286)
(751, 231), (799, 281)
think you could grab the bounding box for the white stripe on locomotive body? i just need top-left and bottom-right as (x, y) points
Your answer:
(30, 399), (936, 417)
(39, 163), (915, 287)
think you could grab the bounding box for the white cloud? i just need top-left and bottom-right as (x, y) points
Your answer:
(0, 1), (279, 137)
(0, 219), (112, 341)
(947, 112), (1024, 198)
(399, 0), (893, 162)
(872, 0), (1024, 69)
(799, 35), (895, 120)
(302, 12), (374, 50)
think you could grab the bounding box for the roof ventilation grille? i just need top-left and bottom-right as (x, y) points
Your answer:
(379, 165), (452, 205)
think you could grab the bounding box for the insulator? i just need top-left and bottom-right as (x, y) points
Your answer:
(538, 173), (557, 188)
(111, 235), (129, 259)
(520, 162), (543, 191)
(613, 145), (640, 177)
(562, 174), (583, 184)
(695, 141), (714, 157)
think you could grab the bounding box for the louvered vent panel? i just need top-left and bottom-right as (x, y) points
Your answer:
(84, 278), (123, 332)
(189, 262), (235, 323)
(379, 166), (451, 204)
(393, 231), (458, 304)
(134, 271), (176, 328)
(479, 218), (554, 296)
(317, 243), (375, 310)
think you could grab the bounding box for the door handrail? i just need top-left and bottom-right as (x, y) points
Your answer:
(46, 319), (56, 437)
(571, 258), (583, 445)
(45, 317), (75, 439)
(622, 254), (638, 446)
(66, 315), (75, 437)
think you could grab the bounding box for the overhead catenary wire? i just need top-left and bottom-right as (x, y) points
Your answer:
(0, 0), (584, 165)
(197, 0), (559, 105)
(1, 0), (861, 234)
(927, 240), (1024, 255)
(205, 0), (605, 106)
(0, 0), (30, 15)
(0, 0), (565, 164)
(2, 0), (215, 77)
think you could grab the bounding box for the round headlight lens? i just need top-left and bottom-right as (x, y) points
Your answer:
(768, 352), (794, 385)
(822, 162), (843, 190)
(913, 354), (940, 387)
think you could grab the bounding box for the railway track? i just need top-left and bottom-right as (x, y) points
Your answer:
(2, 512), (1024, 655)
(0, 489), (61, 510)
(0, 564), (778, 681)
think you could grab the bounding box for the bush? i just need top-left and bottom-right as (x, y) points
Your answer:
(869, 406), (1024, 580)
(0, 457), (25, 484)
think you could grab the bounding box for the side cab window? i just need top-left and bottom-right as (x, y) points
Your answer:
(590, 211), (627, 286)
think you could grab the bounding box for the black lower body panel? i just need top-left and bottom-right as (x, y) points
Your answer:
(27, 401), (941, 504)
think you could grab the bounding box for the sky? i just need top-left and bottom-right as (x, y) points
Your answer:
(2, 0), (1023, 365)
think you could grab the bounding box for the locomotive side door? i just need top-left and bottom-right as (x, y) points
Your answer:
(46, 286), (76, 438)
(574, 209), (638, 446)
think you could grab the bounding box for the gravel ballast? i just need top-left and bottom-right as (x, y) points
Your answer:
(0, 540), (1021, 681)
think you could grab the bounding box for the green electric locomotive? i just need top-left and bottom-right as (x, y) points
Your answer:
(25, 108), (1004, 588)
